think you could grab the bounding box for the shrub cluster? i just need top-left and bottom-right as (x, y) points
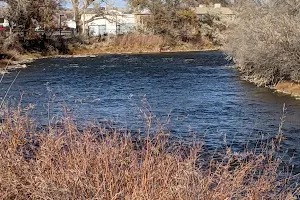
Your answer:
(224, 0), (300, 86)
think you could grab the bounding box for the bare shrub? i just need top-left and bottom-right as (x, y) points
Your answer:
(110, 34), (164, 52)
(224, 0), (300, 86)
(0, 107), (298, 199)
(3, 34), (24, 53)
(199, 11), (229, 46)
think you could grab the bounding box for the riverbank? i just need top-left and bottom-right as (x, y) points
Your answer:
(0, 52), (42, 73)
(240, 74), (300, 99)
(237, 67), (300, 99)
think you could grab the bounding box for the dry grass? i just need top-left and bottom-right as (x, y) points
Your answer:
(110, 34), (164, 52)
(275, 81), (300, 97)
(69, 34), (216, 55)
(0, 108), (298, 199)
(69, 34), (164, 55)
(0, 50), (40, 70)
(0, 50), (20, 68)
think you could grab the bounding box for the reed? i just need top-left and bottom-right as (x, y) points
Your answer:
(110, 34), (164, 52)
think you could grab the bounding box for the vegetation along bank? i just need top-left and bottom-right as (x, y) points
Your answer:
(223, 0), (300, 97)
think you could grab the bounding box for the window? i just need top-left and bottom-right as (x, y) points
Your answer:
(0, 18), (4, 23)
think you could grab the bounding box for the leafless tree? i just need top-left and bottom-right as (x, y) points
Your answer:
(128, 0), (199, 43)
(70, 0), (111, 35)
(2, 0), (62, 35)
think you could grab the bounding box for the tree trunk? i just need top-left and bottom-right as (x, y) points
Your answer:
(83, 8), (86, 35)
(72, 0), (83, 34)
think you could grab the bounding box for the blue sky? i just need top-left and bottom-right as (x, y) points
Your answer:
(109, 0), (127, 7)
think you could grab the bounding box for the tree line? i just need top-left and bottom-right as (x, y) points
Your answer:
(0, 0), (111, 36)
(0, 0), (233, 54)
(126, 0), (232, 45)
(0, 0), (232, 36)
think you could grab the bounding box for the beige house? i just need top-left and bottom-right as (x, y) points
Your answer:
(134, 13), (151, 32)
(191, 4), (235, 21)
(134, 4), (235, 32)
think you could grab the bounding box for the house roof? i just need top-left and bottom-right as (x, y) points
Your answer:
(133, 7), (234, 16)
(191, 7), (234, 15)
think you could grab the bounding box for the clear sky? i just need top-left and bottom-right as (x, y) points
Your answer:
(111, 0), (127, 8)
(0, 1), (7, 7)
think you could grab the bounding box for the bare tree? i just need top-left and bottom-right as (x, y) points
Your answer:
(128, 0), (198, 42)
(2, 0), (62, 35)
(70, 0), (110, 35)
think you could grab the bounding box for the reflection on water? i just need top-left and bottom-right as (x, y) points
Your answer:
(1, 51), (300, 171)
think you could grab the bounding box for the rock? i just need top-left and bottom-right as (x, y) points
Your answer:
(0, 70), (9, 75)
(8, 64), (27, 70)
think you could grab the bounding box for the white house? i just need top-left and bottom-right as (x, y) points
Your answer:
(82, 10), (136, 36)
(66, 20), (76, 29)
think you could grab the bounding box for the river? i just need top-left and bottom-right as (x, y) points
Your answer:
(1, 51), (300, 172)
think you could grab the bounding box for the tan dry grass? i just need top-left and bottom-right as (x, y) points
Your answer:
(69, 34), (164, 55)
(110, 34), (164, 52)
(69, 34), (214, 55)
(275, 81), (300, 97)
(0, 108), (298, 199)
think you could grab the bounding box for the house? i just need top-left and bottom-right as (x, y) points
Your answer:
(133, 5), (234, 32)
(65, 20), (76, 30)
(82, 10), (136, 36)
(191, 4), (235, 21)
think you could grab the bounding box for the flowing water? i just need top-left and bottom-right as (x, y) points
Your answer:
(1, 51), (300, 171)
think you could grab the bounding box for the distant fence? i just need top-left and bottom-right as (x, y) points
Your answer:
(0, 28), (75, 40)
(87, 24), (136, 37)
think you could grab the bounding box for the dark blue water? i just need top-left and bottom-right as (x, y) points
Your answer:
(1, 51), (300, 170)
